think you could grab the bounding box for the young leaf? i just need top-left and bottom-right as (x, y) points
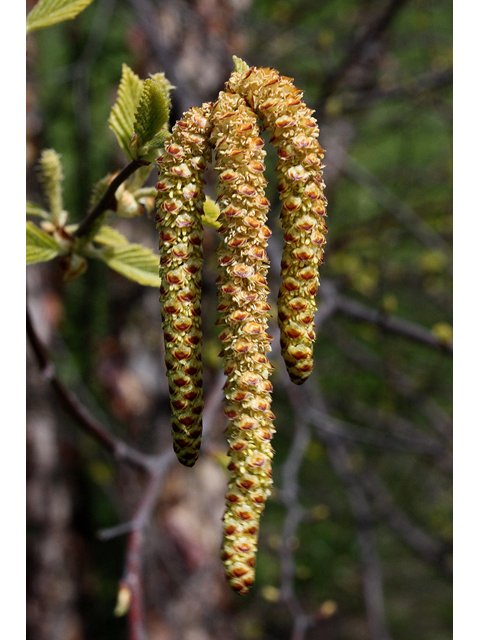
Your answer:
(202, 195), (221, 229)
(92, 226), (129, 247)
(93, 243), (160, 287)
(26, 0), (96, 34)
(131, 78), (170, 157)
(27, 201), (49, 219)
(26, 222), (61, 265)
(108, 65), (144, 159)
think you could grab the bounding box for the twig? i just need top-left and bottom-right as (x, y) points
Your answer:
(279, 412), (313, 640)
(281, 375), (392, 640)
(26, 306), (154, 472)
(288, 379), (451, 574)
(337, 154), (453, 265)
(325, 439), (393, 640)
(73, 159), (144, 239)
(330, 323), (453, 442)
(316, 0), (410, 120)
(113, 370), (226, 639)
(342, 68), (453, 112)
(333, 287), (452, 353)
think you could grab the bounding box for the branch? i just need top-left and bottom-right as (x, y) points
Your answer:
(27, 306), (154, 472)
(334, 289), (452, 353)
(109, 370), (226, 640)
(317, 0), (410, 120)
(342, 68), (453, 112)
(337, 154), (453, 264)
(73, 158), (144, 239)
(279, 415), (314, 640)
(330, 324), (453, 442)
(285, 378), (451, 576)
(325, 438), (393, 640)
(280, 373), (392, 640)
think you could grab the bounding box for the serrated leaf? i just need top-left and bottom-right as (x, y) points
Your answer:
(149, 72), (174, 108)
(95, 243), (160, 287)
(26, 201), (49, 219)
(108, 65), (144, 159)
(26, 0), (95, 34)
(132, 79), (170, 154)
(93, 226), (129, 247)
(26, 222), (61, 264)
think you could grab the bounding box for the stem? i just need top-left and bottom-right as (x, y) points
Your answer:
(26, 306), (153, 472)
(73, 159), (145, 239)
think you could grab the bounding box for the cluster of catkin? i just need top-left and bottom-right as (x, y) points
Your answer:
(155, 62), (327, 594)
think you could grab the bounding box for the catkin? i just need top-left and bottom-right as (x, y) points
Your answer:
(227, 67), (328, 384)
(211, 91), (276, 595)
(155, 102), (213, 467)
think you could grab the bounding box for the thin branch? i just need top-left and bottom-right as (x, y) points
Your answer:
(27, 306), (154, 472)
(316, 0), (410, 120)
(281, 374), (392, 640)
(333, 287), (453, 353)
(337, 154), (453, 265)
(325, 439), (393, 640)
(73, 159), (144, 239)
(279, 414), (313, 640)
(330, 323), (453, 442)
(342, 68), (453, 112)
(110, 370), (226, 640)
(287, 378), (451, 575)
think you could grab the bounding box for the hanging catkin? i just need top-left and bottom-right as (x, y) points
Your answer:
(227, 66), (328, 385)
(155, 102), (213, 467)
(211, 91), (276, 595)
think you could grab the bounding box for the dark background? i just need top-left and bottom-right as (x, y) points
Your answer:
(26, 1), (452, 639)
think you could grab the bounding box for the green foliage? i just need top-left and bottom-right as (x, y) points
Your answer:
(92, 226), (129, 247)
(108, 64), (144, 160)
(26, 201), (49, 219)
(26, 0), (96, 33)
(26, 221), (61, 264)
(202, 196), (221, 229)
(89, 243), (160, 287)
(131, 78), (172, 160)
(108, 66), (172, 162)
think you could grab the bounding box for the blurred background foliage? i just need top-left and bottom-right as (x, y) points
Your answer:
(26, 1), (452, 639)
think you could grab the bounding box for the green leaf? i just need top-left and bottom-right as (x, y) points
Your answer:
(202, 196), (221, 229)
(94, 243), (160, 287)
(232, 55), (250, 74)
(131, 78), (171, 157)
(26, 201), (49, 219)
(26, 222), (61, 265)
(26, 0), (96, 34)
(93, 226), (129, 247)
(108, 65), (144, 159)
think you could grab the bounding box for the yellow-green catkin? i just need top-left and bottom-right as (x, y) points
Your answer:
(228, 66), (328, 384)
(211, 91), (276, 595)
(155, 102), (213, 467)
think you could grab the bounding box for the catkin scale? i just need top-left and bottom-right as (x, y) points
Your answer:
(211, 92), (275, 595)
(155, 102), (213, 467)
(227, 67), (328, 384)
